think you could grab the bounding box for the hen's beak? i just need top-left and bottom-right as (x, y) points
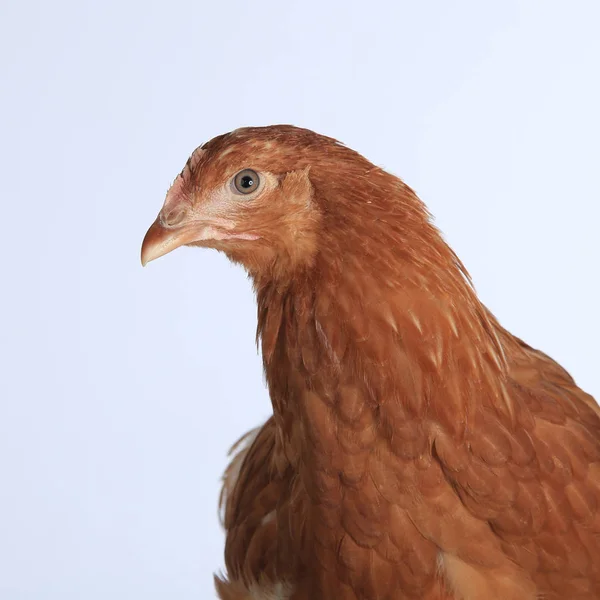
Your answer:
(141, 218), (191, 266)
(142, 202), (260, 266)
(142, 215), (215, 266)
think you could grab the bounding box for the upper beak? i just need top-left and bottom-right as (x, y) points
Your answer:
(141, 218), (200, 266)
(141, 204), (260, 266)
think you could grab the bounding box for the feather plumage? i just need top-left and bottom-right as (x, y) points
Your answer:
(142, 125), (600, 599)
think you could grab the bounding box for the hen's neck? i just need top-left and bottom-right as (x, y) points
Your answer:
(256, 243), (514, 459)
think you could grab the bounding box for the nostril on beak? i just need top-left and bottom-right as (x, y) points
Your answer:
(162, 207), (187, 228)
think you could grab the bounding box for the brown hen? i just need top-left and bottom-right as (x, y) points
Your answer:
(141, 126), (600, 600)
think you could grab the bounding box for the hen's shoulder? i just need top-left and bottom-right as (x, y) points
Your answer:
(432, 327), (600, 597)
(217, 417), (294, 595)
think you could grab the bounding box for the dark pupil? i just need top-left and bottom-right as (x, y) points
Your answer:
(240, 175), (254, 188)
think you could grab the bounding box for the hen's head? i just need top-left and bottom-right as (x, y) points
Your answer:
(142, 125), (436, 282)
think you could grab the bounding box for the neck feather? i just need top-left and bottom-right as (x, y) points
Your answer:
(256, 228), (514, 449)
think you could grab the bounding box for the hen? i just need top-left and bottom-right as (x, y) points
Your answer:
(141, 126), (600, 600)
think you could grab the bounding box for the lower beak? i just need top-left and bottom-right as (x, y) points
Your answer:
(141, 219), (200, 266)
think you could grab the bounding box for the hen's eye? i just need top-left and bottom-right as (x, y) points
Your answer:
(233, 169), (260, 195)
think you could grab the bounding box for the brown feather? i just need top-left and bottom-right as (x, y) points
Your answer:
(146, 125), (600, 599)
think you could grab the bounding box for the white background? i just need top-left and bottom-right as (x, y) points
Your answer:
(1, 1), (599, 598)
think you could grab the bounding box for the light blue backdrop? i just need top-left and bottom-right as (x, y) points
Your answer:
(1, 1), (598, 598)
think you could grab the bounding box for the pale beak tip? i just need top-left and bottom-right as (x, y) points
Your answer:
(140, 219), (163, 268)
(140, 217), (188, 267)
